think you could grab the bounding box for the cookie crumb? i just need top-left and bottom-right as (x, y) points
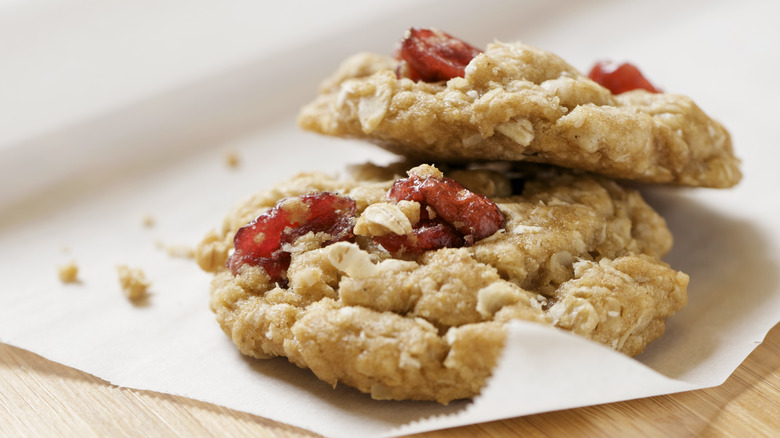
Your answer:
(156, 241), (195, 259)
(142, 215), (155, 228)
(224, 150), (241, 168)
(57, 261), (79, 283)
(194, 230), (229, 272)
(117, 265), (149, 301)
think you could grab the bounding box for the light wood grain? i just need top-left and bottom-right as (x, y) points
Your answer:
(1, 323), (778, 437)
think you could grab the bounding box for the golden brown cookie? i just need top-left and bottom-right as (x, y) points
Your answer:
(298, 36), (740, 188)
(196, 163), (688, 403)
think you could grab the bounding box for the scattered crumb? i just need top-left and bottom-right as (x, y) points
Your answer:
(142, 215), (155, 228)
(194, 230), (229, 272)
(224, 150), (241, 168)
(156, 241), (195, 258)
(117, 265), (150, 301)
(57, 261), (79, 283)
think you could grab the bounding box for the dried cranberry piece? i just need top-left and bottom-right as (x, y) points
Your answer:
(588, 60), (660, 94)
(394, 27), (483, 82)
(375, 223), (464, 254)
(374, 207), (464, 254)
(376, 171), (503, 254)
(388, 173), (504, 241)
(227, 193), (356, 282)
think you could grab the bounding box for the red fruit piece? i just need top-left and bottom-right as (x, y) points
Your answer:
(394, 27), (483, 82)
(388, 172), (504, 241)
(227, 193), (356, 282)
(374, 209), (464, 254)
(588, 60), (660, 94)
(375, 170), (504, 254)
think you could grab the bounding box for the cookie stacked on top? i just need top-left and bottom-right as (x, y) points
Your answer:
(197, 28), (740, 404)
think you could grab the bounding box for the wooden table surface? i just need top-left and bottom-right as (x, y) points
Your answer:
(1, 322), (778, 438)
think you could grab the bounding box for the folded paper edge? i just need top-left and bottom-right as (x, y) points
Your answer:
(386, 320), (699, 437)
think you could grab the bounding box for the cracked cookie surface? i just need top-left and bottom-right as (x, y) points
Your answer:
(298, 41), (740, 188)
(196, 163), (688, 403)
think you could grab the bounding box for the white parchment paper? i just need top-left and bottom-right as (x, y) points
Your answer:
(1, 1), (778, 437)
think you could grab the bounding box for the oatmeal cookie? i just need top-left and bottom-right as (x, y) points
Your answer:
(196, 163), (687, 403)
(298, 32), (740, 188)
